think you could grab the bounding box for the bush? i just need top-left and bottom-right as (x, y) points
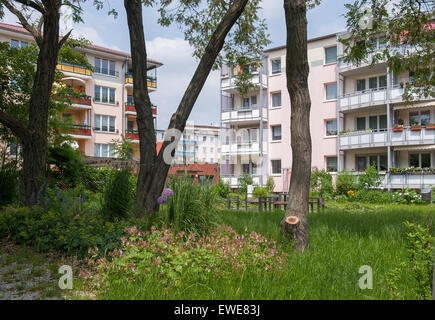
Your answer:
(266, 176), (276, 193)
(352, 189), (393, 203)
(336, 171), (357, 195)
(101, 169), (135, 221)
(358, 165), (382, 189)
(211, 179), (230, 199)
(238, 173), (253, 195)
(310, 169), (334, 198)
(161, 176), (216, 235)
(253, 187), (268, 198)
(0, 162), (20, 207)
(392, 188), (423, 204)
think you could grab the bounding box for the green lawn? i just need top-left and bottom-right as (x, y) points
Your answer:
(74, 203), (434, 300)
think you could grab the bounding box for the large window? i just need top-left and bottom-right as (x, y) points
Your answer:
(271, 125), (282, 141)
(94, 86), (115, 104)
(94, 144), (115, 158)
(326, 83), (337, 100)
(358, 154), (388, 171)
(271, 58), (281, 74)
(409, 110), (431, 126)
(325, 46), (337, 64)
(357, 117), (366, 131)
(326, 157), (338, 172)
(326, 120), (337, 136)
(356, 156), (368, 171)
(94, 115), (116, 133)
(409, 153), (431, 168)
(356, 79), (366, 92)
(271, 160), (282, 175)
(272, 92), (282, 108)
(94, 57), (116, 76)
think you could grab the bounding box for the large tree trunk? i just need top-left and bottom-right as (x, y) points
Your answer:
(280, 0), (312, 252)
(21, 2), (62, 205)
(124, 0), (250, 215)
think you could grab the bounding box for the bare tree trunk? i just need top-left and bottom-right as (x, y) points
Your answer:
(124, 0), (250, 215)
(280, 0), (312, 252)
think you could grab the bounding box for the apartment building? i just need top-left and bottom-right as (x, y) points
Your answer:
(172, 122), (220, 165)
(220, 57), (269, 188)
(220, 31), (434, 192)
(0, 22), (162, 161)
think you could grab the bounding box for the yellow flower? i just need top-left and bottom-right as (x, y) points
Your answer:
(347, 190), (355, 196)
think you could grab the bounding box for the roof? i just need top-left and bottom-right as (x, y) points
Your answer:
(264, 32), (342, 53)
(0, 22), (163, 66)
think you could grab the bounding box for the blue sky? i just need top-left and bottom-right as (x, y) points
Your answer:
(3, 0), (354, 130)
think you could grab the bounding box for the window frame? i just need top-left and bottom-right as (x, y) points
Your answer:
(325, 82), (338, 101)
(94, 114), (116, 133)
(271, 125), (282, 141)
(271, 58), (282, 75)
(271, 159), (282, 175)
(325, 119), (338, 136)
(324, 46), (338, 64)
(271, 91), (282, 108)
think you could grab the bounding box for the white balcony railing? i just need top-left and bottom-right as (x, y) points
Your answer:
(222, 175), (262, 188)
(221, 73), (267, 91)
(221, 107), (268, 123)
(351, 172), (435, 189)
(339, 87), (388, 111)
(221, 142), (263, 154)
(340, 127), (435, 150)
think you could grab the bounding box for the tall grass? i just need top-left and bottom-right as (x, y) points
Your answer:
(76, 204), (435, 300)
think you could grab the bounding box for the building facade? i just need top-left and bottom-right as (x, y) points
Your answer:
(220, 32), (435, 192)
(0, 22), (162, 161)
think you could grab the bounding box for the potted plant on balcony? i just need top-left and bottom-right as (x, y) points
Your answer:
(393, 124), (404, 132)
(425, 123), (435, 130)
(411, 123), (422, 131)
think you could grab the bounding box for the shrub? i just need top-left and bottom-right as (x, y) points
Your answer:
(211, 179), (230, 199)
(83, 225), (287, 290)
(0, 162), (20, 207)
(101, 169), (135, 221)
(352, 189), (393, 203)
(266, 176), (276, 193)
(238, 173), (253, 195)
(310, 169), (334, 198)
(336, 171), (357, 195)
(358, 165), (382, 189)
(162, 176), (216, 235)
(253, 187), (268, 198)
(392, 188), (423, 204)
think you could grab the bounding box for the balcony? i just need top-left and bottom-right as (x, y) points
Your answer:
(69, 94), (92, 109)
(221, 141), (264, 155)
(221, 73), (267, 93)
(339, 127), (435, 150)
(62, 124), (91, 137)
(352, 171), (435, 189)
(56, 62), (92, 78)
(221, 107), (268, 125)
(221, 175), (261, 188)
(339, 88), (389, 112)
(125, 102), (157, 115)
(125, 73), (157, 90)
(125, 130), (139, 141)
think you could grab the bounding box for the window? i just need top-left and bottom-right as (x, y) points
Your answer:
(356, 156), (367, 171)
(326, 120), (337, 136)
(325, 46), (337, 64)
(95, 57), (116, 76)
(203, 136), (207, 142)
(369, 116), (378, 130)
(10, 39), (19, 48)
(242, 97), (250, 109)
(272, 125), (282, 141)
(379, 115), (387, 129)
(94, 115), (116, 133)
(357, 117), (366, 131)
(326, 157), (337, 172)
(21, 41), (28, 48)
(272, 92), (282, 108)
(409, 153), (431, 168)
(379, 75), (387, 88)
(422, 153), (431, 168)
(326, 83), (337, 100)
(94, 144), (115, 158)
(409, 111), (419, 126)
(369, 77), (378, 89)
(94, 86), (115, 104)
(271, 58), (281, 74)
(357, 79), (366, 92)
(379, 155), (388, 171)
(421, 111), (430, 125)
(127, 120), (134, 131)
(271, 160), (282, 175)
(9, 143), (21, 157)
(250, 96), (257, 109)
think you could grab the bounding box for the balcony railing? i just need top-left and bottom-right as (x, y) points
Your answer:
(339, 87), (389, 111)
(125, 73), (157, 89)
(339, 126), (435, 150)
(221, 73), (267, 91)
(125, 130), (139, 140)
(57, 62), (92, 76)
(63, 124), (91, 136)
(125, 102), (157, 114)
(351, 171), (435, 189)
(221, 175), (263, 187)
(70, 95), (92, 106)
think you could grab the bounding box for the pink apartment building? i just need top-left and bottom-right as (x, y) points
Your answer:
(221, 32), (435, 192)
(0, 22), (162, 161)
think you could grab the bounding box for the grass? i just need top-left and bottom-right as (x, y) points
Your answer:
(73, 203), (435, 300)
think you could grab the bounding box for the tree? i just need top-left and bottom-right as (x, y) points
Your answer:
(280, 0), (320, 252)
(341, 0), (434, 100)
(123, 0), (269, 214)
(0, 0), (105, 205)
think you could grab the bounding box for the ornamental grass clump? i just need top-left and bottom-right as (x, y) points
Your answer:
(82, 225), (287, 291)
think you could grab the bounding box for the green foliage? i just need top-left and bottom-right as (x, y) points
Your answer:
(162, 176), (216, 235)
(351, 189), (393, 203)
(101, 169), (136, 221)
(253, 187), (268, 198)
(341, 0), (435, 100)
(266, 176), (276, 193)
(336, 170), (357, 195)
(387, 221), (434, 300)
(0, 162), (20, 207)
(212, 179), (230, 199)
(310, 169), (334, 198)
(358, 165), (382, 189)
(82, 225), (286, 290)
(238, 173), (253, 195)
(111, 136), (135, 161)
(392, 188), (424, 205)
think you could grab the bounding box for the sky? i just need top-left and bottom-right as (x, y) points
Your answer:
(2, 0), (354, 130)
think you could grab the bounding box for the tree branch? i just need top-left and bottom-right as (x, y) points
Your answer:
(58, 29), (72, 49)
(2, 0), (42, 46)
(11, 0), (44, 13)
(0, 109), (29, 142)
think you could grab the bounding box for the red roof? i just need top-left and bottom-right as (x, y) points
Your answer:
(0, 22), (163, 66)
(156, 142), (163, 154)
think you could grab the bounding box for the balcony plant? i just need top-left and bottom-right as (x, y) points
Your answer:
(393, 124), (404, 132)
(411, 123), (422, 131)
(425, 123), (435, 130)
